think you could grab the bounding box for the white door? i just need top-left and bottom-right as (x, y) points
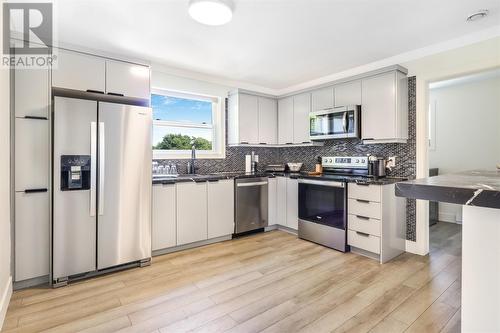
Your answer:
(258, 97), (278, 144)
(15, 118), (49, 192)
(293, 93), (311, 144)
(52, 49), (105, 93)
(208, 180), (234, 238)
(334, 80), (361, 107)
(312, 87), (334, 111)
(15, 68), (49, 118)
(362, 72), (396, 140)
(268, 177), (277, 226)
(276, 177), (287, 226)
(15, 191), (49, 281)
(106, 60), (150, 99)
(238, 94), (259, 144)
(152, 184), (176, 251)
(278, 97), (294, 144)
(286, 178), (298, 230)
(177, 182), (208, 245)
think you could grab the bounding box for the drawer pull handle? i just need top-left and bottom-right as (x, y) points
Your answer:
(356, 231), (370, 237)
(356, 199), (370, 203)
(107, 92), (125, 97)
(24, 116), (48, 120)
(356, 215), (370, 220)
(356, 182), (370, 186)
(86, 89), (105, 94)
(24, 188), (48, 193)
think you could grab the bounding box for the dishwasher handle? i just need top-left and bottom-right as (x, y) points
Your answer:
(236, 181), (268, 187)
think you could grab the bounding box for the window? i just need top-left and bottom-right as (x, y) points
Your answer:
(152, 89), (224, 159)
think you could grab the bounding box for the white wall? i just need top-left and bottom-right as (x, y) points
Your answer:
(0, 4), (13, 330)
(429, 74), (500, 223)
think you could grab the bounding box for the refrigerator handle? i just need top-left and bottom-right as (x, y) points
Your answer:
(90, 122), (97, 216)
(98, 122), (105, 216)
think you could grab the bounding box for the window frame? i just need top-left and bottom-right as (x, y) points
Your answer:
(151, 88), (225, 160)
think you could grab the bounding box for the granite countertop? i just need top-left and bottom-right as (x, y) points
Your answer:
(153, 171), (406, 185)
(395, 170), (500, 209)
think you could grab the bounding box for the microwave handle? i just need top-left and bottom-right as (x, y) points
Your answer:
(342, 111), (348, 133)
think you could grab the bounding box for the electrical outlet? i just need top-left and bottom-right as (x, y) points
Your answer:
(387, 156), (397, 168)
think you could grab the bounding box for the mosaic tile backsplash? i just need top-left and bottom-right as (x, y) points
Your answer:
(156, 76), (417, 241)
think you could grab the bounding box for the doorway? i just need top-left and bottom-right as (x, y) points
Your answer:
(427, 68), (500, 252)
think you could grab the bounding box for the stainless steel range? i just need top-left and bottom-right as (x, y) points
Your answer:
(298, 156), (368, 252)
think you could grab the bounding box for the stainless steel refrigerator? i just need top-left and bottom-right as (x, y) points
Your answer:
(52, 96), (152, 286)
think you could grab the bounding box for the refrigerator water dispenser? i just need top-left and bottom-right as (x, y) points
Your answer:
(60, 155), (91, 191)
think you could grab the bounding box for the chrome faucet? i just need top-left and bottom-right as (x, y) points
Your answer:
(187, 142), (196, 174)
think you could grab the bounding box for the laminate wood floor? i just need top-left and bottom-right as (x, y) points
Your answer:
(4, 225), (462, 333)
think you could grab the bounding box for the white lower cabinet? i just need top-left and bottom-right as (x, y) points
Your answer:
(176, 182), (208, 246)
(152, 184), (176, 251)
(267, 178), (277, 226)
(286, 178), (298, 230)
(347, 183), (406, 263)
(271, 176), (298, 231)
(208, 180), (234, 239)
(15, 191), (49, 281)
(276, 177), (287, 227)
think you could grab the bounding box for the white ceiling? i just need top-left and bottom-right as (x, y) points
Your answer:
(54, 0), (500, 92)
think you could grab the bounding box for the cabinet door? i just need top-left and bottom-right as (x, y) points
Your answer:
(286, 178), (298, 230)
(278, 97), (294, 144)
(238, 94), (259, 144)
(176, 182), (208, 245)
(15, 68), (49, 118)
(293, 93), (311, 144)
(362, 72), (396, 140)
(258, 97), (278, 144)
(268, 178), (277, 225)
(52, 49), (105, 92)
(15, 118), (49, 192)
(334, 80), (361, 107)
(311, 87), (334, 111)
(152, 184), (176, 251)
(15, 191), (49, 281)
(276, 177), (287, 226)
(106, 60), (150, 99)
(208, 180), (234, 238)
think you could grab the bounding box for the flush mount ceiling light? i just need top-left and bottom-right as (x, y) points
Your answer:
(466, 9), (489, 22)
(189, 0), (233, 26)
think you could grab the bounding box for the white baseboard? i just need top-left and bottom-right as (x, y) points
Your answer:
(405, 239), (427, 256)
(0, 276), (12, 331)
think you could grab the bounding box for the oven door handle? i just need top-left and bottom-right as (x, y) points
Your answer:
(298, 179), (345, 188)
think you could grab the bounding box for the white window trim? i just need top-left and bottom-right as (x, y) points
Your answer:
(151, 88), (226, 160)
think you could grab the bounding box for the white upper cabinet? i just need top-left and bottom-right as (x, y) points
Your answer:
(293, 93), (311, 144)
(228, 92), (277, 145)
(361, 71), (408, 143)
(278, 97), (294, 144)
(258, 97), (278, 144)
(334, 80), (361, 107)
(311, 87), (334, 111)
(52, 49), (106, 93)
(105, 60), (150, 99)
(15, 68), (49, 118)
(207, 180), (234, 239)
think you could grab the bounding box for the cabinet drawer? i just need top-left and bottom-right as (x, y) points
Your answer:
(348, 230), (380, 254)
(348, 214), (380, 236)
(348, 198), (381, 219)
(348, 183), (381, 202)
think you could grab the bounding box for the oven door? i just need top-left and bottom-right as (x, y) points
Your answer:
(298, 179), (346, 230)
(309, 106), (359, 140)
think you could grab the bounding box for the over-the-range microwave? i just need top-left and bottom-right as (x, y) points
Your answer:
(309, 105), (361, 140)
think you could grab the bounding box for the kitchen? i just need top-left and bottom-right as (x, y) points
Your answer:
(1, 1), (500, 332)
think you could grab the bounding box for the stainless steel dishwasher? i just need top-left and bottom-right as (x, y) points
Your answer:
(235, 177), (268, 233)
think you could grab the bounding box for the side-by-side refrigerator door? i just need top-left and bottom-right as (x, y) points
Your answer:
(97, 102), (152, 270)
(53, 97), (97, 281)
